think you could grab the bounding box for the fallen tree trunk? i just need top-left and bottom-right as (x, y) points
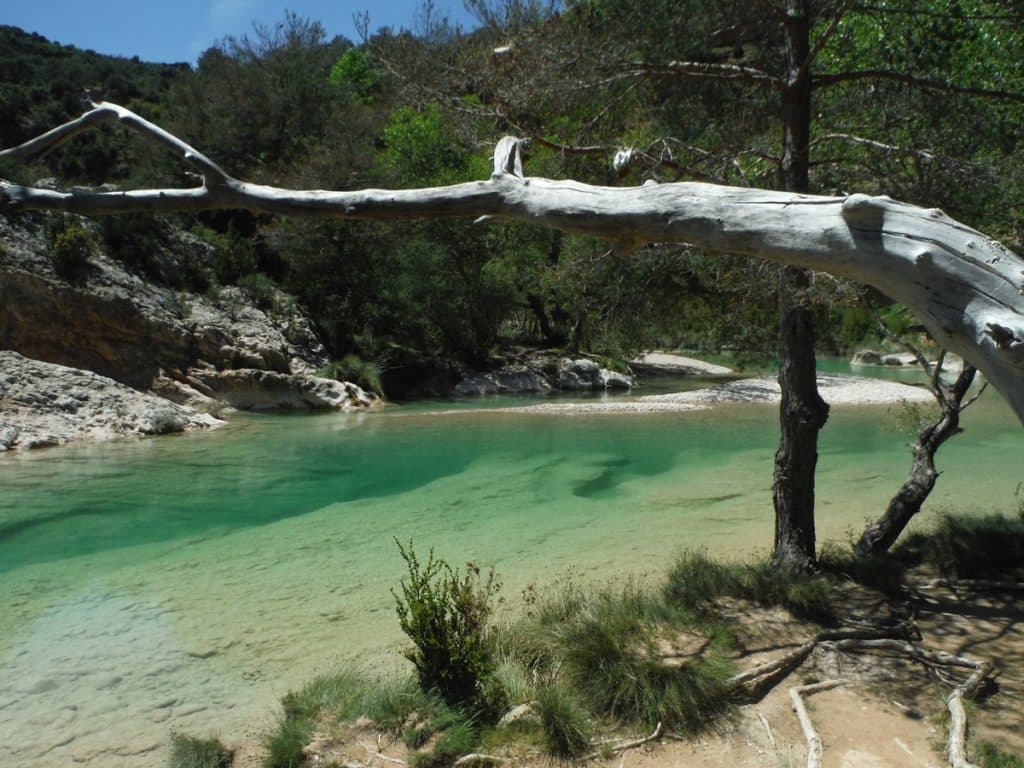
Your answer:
(3, 101), (1023, 423)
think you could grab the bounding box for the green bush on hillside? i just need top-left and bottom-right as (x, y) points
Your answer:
(48, 219), (94, 282)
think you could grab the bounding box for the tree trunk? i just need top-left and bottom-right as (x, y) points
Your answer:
(856, 365), (978, 555)
(773, 267), (830, 570)
(772, 0), (829, 571)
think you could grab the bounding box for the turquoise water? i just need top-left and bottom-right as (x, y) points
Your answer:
(1, 372), (1021, 767)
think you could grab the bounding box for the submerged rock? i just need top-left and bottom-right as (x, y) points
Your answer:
(0, 351), (222, 450)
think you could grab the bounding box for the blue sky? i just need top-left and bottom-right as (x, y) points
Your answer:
(3, 1), (477, 64)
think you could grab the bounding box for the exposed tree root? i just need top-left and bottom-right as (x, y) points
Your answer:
(452, 754), (510, 767)
(728, 622), (996, 768)
(585, 722), (662, 760)
(790, 679), (848, 768)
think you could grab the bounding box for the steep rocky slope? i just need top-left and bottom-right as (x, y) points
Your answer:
(0, 211), (378, 449)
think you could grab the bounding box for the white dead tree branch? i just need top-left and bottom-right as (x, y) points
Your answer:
(2, 101), (1023, 423)
(790, 679), (847, 768)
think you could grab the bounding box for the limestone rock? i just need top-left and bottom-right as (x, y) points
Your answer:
(455, 369), (552, 395)
(559, 358), (633, 390)
(191, 369), (380, 411)
(0, 351), (222, 450)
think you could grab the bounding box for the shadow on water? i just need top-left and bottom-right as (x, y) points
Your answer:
(0, 413), (482, 572)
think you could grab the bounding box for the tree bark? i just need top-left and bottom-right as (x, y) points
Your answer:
(2, 103), (1023, 425)
(856, 364), (978, 555)
(772, 0), (829, 571)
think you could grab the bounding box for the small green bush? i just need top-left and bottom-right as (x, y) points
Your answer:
(237, 272), (279, 312)
(167, 733), (233, 768)
(49, 220), (94, 281)
(392, 540), (501, 710)
(536, 684), (592, 758)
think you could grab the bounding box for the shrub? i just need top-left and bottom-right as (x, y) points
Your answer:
(392, 540), (501, 710)
(166, 733), (233, 768)
(237, 272), (279, 312)
(49, 219), (94, 281)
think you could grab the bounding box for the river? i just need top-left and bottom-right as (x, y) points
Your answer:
(1, 367), (1021, 767)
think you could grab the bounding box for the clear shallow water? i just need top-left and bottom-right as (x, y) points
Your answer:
(1, 371), (1021, 767)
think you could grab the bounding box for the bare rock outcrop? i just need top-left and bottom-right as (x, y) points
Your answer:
(0, 212), (379, 433)
(0, 351), (222, 450)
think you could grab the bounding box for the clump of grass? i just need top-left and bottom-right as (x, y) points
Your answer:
(536, 684), (592, 758)
(894, 511), (1024, 580)
(361, 674), (431, 734)
(320, 354), (386, 396)
(536, 580), (735, 733)
(265, 666), (372, 768)
(976, 740), (1024, 768)
(664, 548), (839, 623)
(409, 713), (479, 768)
(264, 716), (312, 768)
(281, 666), (368, 723)
(167, 733), (233, 768)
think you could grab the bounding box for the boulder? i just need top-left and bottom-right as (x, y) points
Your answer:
(559, 358), (634, 390)
(0, 351), (222, 450)
(192, 369), (380, 411)
(455, 369), (552, 395)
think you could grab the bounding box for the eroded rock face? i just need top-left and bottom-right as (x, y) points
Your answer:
(0, 213), (381, 432)
(0, 214), (327, 388)
(0, 351), (222, 450)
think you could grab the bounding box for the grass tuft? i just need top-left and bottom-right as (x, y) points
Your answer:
(409, 713), (479, 768)
(263, 716), (314, 768)
(976, 740), (1024, 768)
(895, 511), (1024, 580)
(664, 548), (839, 623)
(536, 684), (592, 758)
(540, 580), (735, 732)
(281, 667), (368, 723)
(167, 733), (233, 768)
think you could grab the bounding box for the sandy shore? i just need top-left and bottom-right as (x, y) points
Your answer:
(441, 373), (934, 415)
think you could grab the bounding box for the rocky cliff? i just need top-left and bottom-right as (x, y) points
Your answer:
(0, 211), (379, 449)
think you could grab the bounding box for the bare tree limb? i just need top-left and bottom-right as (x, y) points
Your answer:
(0, 100), (232, 186)
(809, 132), (940, 162)
(585, 722), (662, 760)
(813, 70), (1024, 102)
(2, 102), (1023, 425)
(796, 0), (857, 84)
(626, 60), (784, 90)
(790, 679), (847, 768)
